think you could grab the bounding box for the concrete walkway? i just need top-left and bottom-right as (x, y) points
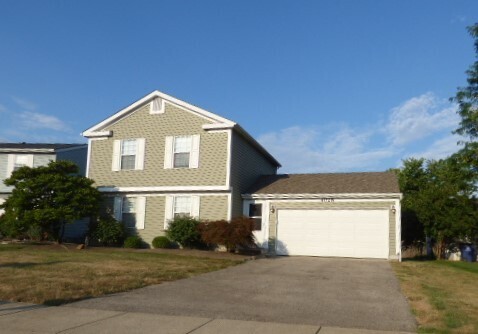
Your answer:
(0, 302), (415, 334)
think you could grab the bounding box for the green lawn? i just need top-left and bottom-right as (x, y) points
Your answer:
(0, 243), (243, 306)
(392, 259), (478, 334)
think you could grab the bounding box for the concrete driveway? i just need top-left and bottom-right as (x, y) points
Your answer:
(69, 257), (416, 332)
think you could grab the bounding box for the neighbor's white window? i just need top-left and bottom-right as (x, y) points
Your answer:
(113, 196), (146, 230)
(164, 135), (200, 169)
(112, 138), (145, 171)
(6, 154), (34, 176)
(164, 195), (200, 229)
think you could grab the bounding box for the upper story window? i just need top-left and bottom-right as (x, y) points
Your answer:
(6, 154), (34, 177)
(249, 203), (262, 231)
(121, 139), (137, 170)
(14, 155), (33, 171)
(112, 139), (145, 171)
(164, 135), (200, 169)
(173, 137), (192, 168)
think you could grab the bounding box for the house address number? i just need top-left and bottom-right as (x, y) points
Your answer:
(321, 198), (334, 203)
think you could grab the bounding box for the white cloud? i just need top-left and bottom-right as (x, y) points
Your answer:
(258, 93), (460, 173)
(406, 135), (463, 161)
(12, 96), (37, 111)
(17, 111), (70, 132)
(384, 93), (458, 147)
(258, 126), (395, 173)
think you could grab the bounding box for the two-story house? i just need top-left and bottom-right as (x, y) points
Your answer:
(83, 90), (402, 260)
(82, 91), (280, 248)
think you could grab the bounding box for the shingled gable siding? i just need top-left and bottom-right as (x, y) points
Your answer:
(89, 103), (228, 187)
(267, 201), (397, 258)
(101, 194), (228, 246)
(230, 132), (278, 218)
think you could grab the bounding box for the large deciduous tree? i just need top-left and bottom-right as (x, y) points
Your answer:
(397, 157), (478, 258)
(0, 160), (101, 242)
(453, 23), (478, 140)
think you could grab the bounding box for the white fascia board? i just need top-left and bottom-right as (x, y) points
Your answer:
(241, 193), (403, 200)
(98, 185), (231, 193)
(82, 90), (235, 138)
(82, 130), (112, 138)
(202, 123), (235, 130)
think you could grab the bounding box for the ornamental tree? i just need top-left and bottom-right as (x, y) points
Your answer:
(0, 160), (101, 242)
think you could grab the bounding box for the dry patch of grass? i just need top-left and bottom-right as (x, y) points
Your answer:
(0, 243), (243, 306)
(392, 259), (478, 333)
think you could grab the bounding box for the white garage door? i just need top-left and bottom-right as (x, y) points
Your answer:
(276, 209), (389, 259)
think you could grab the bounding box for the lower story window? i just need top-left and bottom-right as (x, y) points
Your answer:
(174, 196), (192, 218)
(249, 204), (262, 231)
(122, 197), (137, 228)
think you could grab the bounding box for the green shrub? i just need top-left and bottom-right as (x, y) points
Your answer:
(124, 235), (143, 248)
(166, 216), (202, 248)
(26, 225), (43, 241)
(199, 216), (256, 252)
(90, 215), (126, 246)
(152, 236), (172, 249)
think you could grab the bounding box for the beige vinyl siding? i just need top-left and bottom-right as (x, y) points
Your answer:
(89, 103), (228, 187)
(100, 194), (229, 246)
(230, 132), (277, 218)
(267, 201), (396, 257)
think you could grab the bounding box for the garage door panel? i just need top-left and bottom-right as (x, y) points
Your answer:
(277, 209), (389, 259)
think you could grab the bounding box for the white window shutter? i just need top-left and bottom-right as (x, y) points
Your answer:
(164, 136), (173, 169)
(189, 135), (200, 168)
(112, 140), (121, 171)
(113, 196), (123, 221)
(164, 195), (174, 229)
(135, 138), (145, 170)
(6, 154), (15, 177)
(191, 196), (200, 219)
(136, 197), (146, 230)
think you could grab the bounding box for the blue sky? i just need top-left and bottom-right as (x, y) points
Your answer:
(0, 0), (477, 173)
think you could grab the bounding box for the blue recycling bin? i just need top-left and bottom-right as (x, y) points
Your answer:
(460, 244), (476, 262)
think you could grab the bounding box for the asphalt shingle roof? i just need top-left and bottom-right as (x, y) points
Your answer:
(246, 172), (400, 194)
(0, 143), (84, 150)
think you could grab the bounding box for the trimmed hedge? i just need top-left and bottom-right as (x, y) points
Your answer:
(152, 236), (172, 249)
(166, 216), (202, 248)
(123, 235), (143, 248)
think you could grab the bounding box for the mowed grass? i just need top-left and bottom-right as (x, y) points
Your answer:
(392, 259), (478, 333)
(0, 243), (243, 306)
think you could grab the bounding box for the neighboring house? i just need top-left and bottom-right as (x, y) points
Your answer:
(83, 90), (402, 260)
(0, 143), (89, 240)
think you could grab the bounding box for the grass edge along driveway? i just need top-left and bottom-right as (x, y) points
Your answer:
(392, 259), (478, 334)
(0, 243), (244, 306)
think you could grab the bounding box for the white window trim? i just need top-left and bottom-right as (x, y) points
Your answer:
(164, 195), (200, 229)
(149, 97), (165, 114)
(112, 139), (145, 171)
(6, 154), (34, 177)
(164, 135), (200, 169)
(113, 195), (146, 230)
